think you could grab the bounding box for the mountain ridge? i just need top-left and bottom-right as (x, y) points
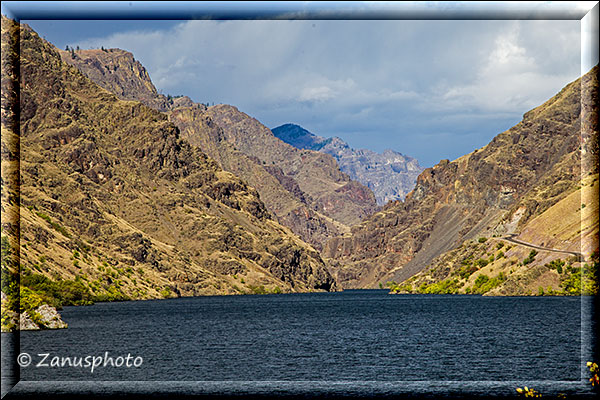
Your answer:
(324, 65), (598, 290)
(272, 123), (423, 204)
(1, 16), (338, 332)
(60, 46), (378, 250)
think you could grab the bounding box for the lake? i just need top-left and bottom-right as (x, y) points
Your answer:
(3, 290), (598, 398)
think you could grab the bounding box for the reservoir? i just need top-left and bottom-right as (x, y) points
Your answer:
(7, 290), (597, 398)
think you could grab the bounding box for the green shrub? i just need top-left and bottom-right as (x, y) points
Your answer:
(36, 212), (71, 238)
(458, 265), (478, 279)
(523, 250), (538, 265)
(271, 286), (282, 294)
(478, 237), (487, 243)
(248, 285), (267, 295)
(546, 259), (565, 274)
(419, 278), (460, 294)
(496, 242), (504, 250)
(19, 286), (44, 312)
(461, 254), (474, 265)
(20, 271), (93, 307)
(472, 272), (506, 294)
(398, 282), (413, 293)
(92, 286), (130, 302)
(474, 274), (489, 288)
(475, 258), (489, 268)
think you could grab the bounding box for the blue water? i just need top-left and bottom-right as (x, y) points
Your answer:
(4, 291), (598, 398)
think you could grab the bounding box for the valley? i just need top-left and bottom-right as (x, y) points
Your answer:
(1, 15), (598, 334)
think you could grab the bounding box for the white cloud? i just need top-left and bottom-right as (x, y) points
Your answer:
(435, 22), (580, 113)
(72, 19), (581, 167)
(299, 86), (335, 102)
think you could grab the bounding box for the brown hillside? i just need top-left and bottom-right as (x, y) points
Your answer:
(61, 47), (377, 250)
(205, 104), (378, 227)
(2, 17), (336, 304)
(325, 65), (597, 289)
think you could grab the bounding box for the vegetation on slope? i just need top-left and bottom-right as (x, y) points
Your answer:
(325, 65), (598, 290)
(60, 47), (377, 251)
(1, 16), (338, 331)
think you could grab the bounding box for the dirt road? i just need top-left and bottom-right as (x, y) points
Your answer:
(500, 234), (584, 261)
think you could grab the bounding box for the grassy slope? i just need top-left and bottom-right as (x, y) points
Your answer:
(392, 174), (598, 296)
(1, 15), (337, 332)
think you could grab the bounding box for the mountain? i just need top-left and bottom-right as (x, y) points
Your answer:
(203, 105), (378, 227)
(1, 16), (337, 331)
(59, 48), (378, 251)
(272, 123), (423, 204)
(324, 65), (599, 291)
(58, 46), (195, 112)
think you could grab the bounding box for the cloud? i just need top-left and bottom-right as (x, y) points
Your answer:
(72, 19), (581, 167)
(299, 86), (334, 102)
(433, 21), (580, 113)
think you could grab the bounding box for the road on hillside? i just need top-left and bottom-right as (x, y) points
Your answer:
(499, 234), (585, 261)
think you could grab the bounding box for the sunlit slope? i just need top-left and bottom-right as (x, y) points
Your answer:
(60, 47), (376, 251)
(325, 65), (597, 289)
(395, 173), (597, 296)
(2, 16), (337, 303)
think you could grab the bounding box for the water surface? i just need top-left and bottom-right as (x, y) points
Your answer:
(7, 291), (597, 397)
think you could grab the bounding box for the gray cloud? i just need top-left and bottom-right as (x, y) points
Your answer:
(75, 19), (582, 167)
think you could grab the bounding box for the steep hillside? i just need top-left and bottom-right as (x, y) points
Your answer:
(205, 105), (378, 227)
(324, 65), (597, 289)
(389, 173), (598, 297)
(272, 123), (423, 204)
(1, 16), (336, 328)
(167, 107), (344, 250)
(60, 48), (377, 250)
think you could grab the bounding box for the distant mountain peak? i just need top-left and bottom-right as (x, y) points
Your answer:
(272, 124), (423, 204)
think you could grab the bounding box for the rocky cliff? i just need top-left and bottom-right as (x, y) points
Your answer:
(272, 123), (423, 204)
(324, 65), (598, 290)
(1, 16), (337, 330)
(59, 47), (194, 112)
(59, 47), (378, 251)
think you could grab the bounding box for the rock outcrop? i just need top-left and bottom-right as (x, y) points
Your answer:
(19, 304), (68, 331)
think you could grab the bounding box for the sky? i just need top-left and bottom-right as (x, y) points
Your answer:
(20, 4), (597, 167)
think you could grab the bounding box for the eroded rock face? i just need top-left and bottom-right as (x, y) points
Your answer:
(2, 16), (337, 303)
(325, 66), (596, 289)
(272, 124), (424, 205)
(59, 47), (194, 112)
